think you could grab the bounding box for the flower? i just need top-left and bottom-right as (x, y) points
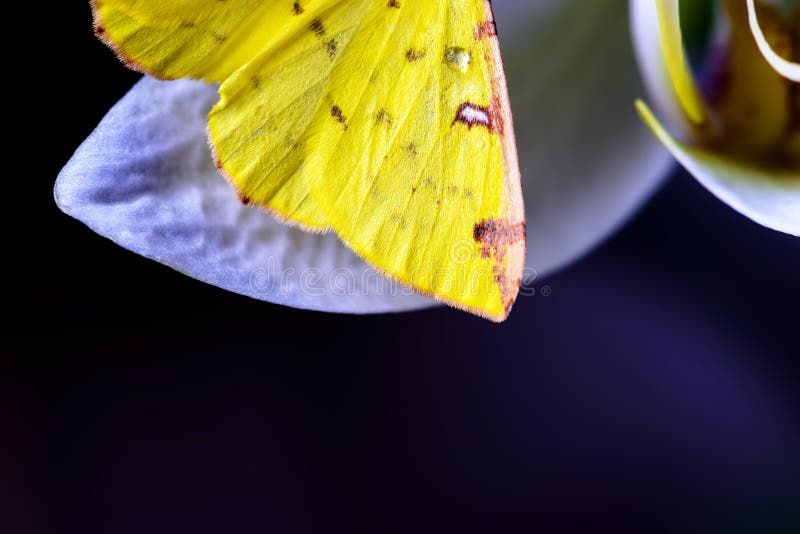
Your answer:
(631, 0), (800, 236)
(56, 0), (668, 315)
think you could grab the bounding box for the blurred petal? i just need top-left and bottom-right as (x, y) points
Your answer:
(653, 0), (707, 123)
(637, 100), (800, 235)
(629, 0), (691, 131)
(497, 0), (671, 276)
(746, 0), (800, 82)
(55, 77), (432, 313)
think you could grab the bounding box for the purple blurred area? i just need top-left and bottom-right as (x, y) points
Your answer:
(7, 3), (799, 533)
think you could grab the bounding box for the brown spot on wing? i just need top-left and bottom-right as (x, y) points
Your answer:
(330, 105), (348, 130)
(474, 20), (497, 40)
(493, 269), (522, 315)
(474, 219), (525, 316)
(309, 18), (325, 36)
(473, 219), (526, 261)
(405, 48), (426, 62)
(374, 108), (393, 129)
(324, 38), (338, 57)
(237, 192), (253, 206)
(307, 17), (338, 57)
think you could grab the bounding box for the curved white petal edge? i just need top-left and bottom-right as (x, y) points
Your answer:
(56, 0), (671, 314)
(498, 0), (671, 278)
(746, 0), (800, 82)
(628, 0), (688, 133)
(637, 101), (800, 236)
(56, 77), (433, 314)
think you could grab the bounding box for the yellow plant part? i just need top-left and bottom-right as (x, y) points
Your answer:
(92, 0), (525, 321)
(653, 0), (707, 125)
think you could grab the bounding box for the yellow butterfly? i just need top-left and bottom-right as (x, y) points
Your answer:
(92, 0), (525, 321)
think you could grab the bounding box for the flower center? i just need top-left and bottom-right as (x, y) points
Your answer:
(700, 0), (799, 167)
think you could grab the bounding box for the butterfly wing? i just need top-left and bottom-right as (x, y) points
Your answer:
(92, 0), (272, 82)
(95, 0), (525, 320)
(92, 0), (331, 229)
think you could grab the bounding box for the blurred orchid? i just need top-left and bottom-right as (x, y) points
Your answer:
(631, 0), (799, 235)
(56, 0), (670, 315)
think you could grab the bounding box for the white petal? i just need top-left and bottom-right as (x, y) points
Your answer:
(628, 0), (690, 131)
(747, 0), (800, 82)
(55, 77), (432, 314)
(498, 0), (672, 277)
(637, 101), (800, 236)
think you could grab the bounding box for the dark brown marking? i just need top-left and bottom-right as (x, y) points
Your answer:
(388, 0), (400, 7)
(474, 20), (497, 40)
(375, 109), (393, 129)
(238, 193), (253, 206)
(292, 1), (304, 15)
(309, 18), (325, 36)
(474, 218), (526, 313)
(330, 105), (348, 130)
(403, 142), (418, 157)
(324, 38), (338, 57)
(473, 219), (526, 261)
(250, 75), (260, 89)
(405, 48), (426, 62)
(492, 269), (521, 315)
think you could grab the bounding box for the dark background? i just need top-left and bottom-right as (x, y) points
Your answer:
(7, 3), (800, 533)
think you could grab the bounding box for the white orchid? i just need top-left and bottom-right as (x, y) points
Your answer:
(632, 0), (799, 235)
(56, 0), (684, 316)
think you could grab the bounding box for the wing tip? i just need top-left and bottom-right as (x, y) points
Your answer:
(90, 0), (173, 80)
(369, 263), (516, 323)
(364, 231), (525, 323)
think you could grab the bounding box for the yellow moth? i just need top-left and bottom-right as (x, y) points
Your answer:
(92, 0), (526, 321)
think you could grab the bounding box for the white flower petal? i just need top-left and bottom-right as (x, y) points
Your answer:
(499, 0), (671, 277)
(637, 101), (800, 236)
(628, 0), (691, 131)
(56, 77), (432, 314)
(747, 0), (800, 82)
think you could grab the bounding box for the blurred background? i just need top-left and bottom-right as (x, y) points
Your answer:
(6, 2), (799, 533)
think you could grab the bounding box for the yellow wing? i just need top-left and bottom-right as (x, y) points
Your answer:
(93, 0), (525, 320)
(92, 0), (330, 230)
(92, 0), (272, 82)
